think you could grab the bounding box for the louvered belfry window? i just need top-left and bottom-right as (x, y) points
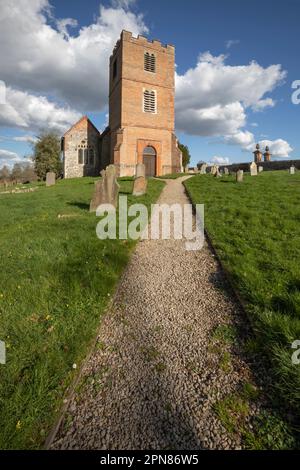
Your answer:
(143, 89), (156, 113)
(144, 52), (156, 73)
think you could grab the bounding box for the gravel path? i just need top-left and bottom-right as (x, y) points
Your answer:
(52, 176), (258, 450)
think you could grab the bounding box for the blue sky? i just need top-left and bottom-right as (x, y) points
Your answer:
(0, 0), (299, 167)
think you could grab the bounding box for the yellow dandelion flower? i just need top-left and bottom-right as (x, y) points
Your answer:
(16, 421), (21, 430)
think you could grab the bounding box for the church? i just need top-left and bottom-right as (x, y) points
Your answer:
(62, 30), (182, 178)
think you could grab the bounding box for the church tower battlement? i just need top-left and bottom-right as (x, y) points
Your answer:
(107, 30), (182, 177)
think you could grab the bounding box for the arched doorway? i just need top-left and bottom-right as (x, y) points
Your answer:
(143, 146), (156, 177)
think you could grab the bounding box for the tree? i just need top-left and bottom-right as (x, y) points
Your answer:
(22, 162), (37, 183)
(178, 142), (191, 169)
(11, 162), (23, 182)
(32, 132), (62, 179)
(0, 165), (11, 181)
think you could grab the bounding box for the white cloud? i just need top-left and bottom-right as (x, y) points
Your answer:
(175, 52), (286, 137)
(224, 130), (255, 149)
(224, 131), (292, 157)
(0, 149), (19, 160)
(0, 87), (81, 133)
(12, 135), (38, 144)
(0, 0), (147, 115)
(258, 139), (293, 157)
(211, 156), (230, 165)
(226, 39), (240, 49)
(56, 18), (78, 39)
(251, 98), (275, 112)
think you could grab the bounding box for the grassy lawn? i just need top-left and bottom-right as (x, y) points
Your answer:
(184, 171), (300, 430)
(0, 176), (165, 449)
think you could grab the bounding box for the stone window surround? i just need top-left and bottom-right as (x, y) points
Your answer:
(144, 51), (156, 73)
(143, 88), (157, 114)
(77, 144), (95, 166)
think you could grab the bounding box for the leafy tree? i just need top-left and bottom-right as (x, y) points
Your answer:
(11, 162), (23, 182)
(178, 142), (191, 169)
(0, 165), (11, 181)
(33, 132), (62, 179)
(22, 162), (37, 183)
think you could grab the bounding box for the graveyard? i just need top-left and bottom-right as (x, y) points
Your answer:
(0, 176), (165, 449)
(185, 170), (300, 428)
(0, 167), (299, 450)
(0, 1), (299, 456)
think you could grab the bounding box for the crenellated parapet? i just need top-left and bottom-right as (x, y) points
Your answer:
(110, 30), (175, 61)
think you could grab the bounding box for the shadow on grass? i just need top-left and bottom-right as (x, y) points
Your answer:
(67, 201), (90, 211)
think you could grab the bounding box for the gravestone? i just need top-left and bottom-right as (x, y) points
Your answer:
(136, 163), (146, 178)
(210, 164), (218, 175)
(200, 163), (207, 174)
(258, 166), (263, 173)
(214, 168), (222, 178)
(236, 170), (244, 183)
(46, 172), (56, 186)
(133, 176), (147, 196)
(250, 162), (257, 176)
(290, 165), (295, 175)
(89, 164), (120, 212)
(224, 167), (229, 175)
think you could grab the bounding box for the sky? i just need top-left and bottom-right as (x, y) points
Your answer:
(0, 0), (300, 168)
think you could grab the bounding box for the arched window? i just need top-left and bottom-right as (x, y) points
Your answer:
(144, 52), (156, 73)
(143, 146), (156, 156)
(78, 148), (84, 164)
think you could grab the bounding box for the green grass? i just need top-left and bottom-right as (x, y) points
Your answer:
(0, 176), (165, 449)
(184, 171), (300, 432)
(213, 389), (295, 449)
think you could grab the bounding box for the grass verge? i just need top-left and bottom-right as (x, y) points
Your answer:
(0, 176), (165, 449)
(184, 171), (300, 441)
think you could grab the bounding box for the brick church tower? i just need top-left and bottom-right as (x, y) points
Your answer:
(104, 30), (182, 177)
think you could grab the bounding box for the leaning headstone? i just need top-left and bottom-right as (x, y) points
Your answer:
(236, 170), (244, 183)
(258, 166), (263, 173)
(46, 172), (56, 186)
(89, 164), (120, 212)
(200, 163), (207, 174)
(290, 165), (295, 175)
(133, 176), (147, 196)
(250, 162), (257, 176)
(136, 163), (146, 178)
(210, 164), (218, 175)
(224, 167), (229, 175)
